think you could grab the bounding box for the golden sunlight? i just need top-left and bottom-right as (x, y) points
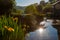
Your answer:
(39, 28), (44, 33)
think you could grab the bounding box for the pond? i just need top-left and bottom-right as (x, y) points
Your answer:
(25, 19), (58, 40)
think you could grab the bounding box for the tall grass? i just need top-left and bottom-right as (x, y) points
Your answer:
(0, 16), (24, 40)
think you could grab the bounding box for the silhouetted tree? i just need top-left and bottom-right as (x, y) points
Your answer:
(0, 0), (15, 16)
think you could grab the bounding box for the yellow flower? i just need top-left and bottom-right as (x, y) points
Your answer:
(4, 26), (14, 32)
(4, 26), (8, 29)
(8, 27), (14, 32)
(12, 17), (18, 21)
(24, 24), (26, 27)
(15, 17), (18, 20)
(23, 28), (26, 31)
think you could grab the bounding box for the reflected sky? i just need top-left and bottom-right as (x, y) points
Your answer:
(25, 20), (58, 40)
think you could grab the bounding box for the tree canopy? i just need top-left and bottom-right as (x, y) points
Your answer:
(0, 0), (15, 15)
(25, 4), (38, 15)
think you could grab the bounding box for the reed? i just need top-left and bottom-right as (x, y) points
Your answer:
(0, 16), (24, 40)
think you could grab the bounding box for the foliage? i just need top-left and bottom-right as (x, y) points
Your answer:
(0, 0), (15, 15)
(49, 0), (57, 3)
(36, 5), (42, 13)
(0, 0), (25, 40)
(25, 5), (38, 15)
(42, 2), (52, 12)
(11, 8), (24, 16)
(0, 16), (24, 40)
(23, 1), (54, 33)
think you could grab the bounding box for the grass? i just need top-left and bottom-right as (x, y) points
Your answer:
(0, 15), (24, 40)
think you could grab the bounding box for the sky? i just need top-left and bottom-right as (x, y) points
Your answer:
(16, 0), (49, 6)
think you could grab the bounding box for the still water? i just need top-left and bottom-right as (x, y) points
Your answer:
(25, 20), (58, 40)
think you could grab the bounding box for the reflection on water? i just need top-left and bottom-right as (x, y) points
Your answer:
(25, 20), (58, 40)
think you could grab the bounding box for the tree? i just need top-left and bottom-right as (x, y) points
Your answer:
(25, 4), (38, 15)
(43, 2), (53, 12)
(12, 9), (24, 15)
(0, 0), (15, 15)
(49, 0), (57, 3)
